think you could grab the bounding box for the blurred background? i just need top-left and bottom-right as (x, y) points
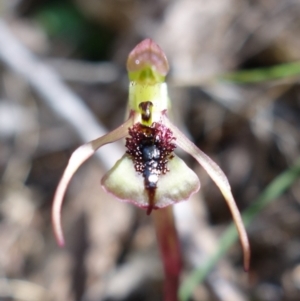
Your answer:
(1, 0), (300, 300)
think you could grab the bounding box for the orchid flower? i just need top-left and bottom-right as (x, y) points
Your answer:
(52, 39), (250, 279)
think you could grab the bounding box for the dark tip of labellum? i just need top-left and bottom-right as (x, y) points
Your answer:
(147, 204), (154, 215)
(126, 39), (169, 76)
(146, 187), (155, 215)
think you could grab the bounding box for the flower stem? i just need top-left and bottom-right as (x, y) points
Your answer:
(152, 206), (182, 301)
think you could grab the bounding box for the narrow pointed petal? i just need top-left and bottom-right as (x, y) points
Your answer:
(52, 116), (134, 246)
(164, 117), (250, 271)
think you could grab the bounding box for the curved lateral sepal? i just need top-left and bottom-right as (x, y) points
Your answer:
(52, 115), (134, 247)
(164, 117), (250, 271)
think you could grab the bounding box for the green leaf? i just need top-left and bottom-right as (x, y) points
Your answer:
(221, 61), (300, 83)
(34, 2), (114, 60)
(179, 157), (300, 301)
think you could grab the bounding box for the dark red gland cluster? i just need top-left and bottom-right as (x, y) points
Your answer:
(126, 122), (176, 191)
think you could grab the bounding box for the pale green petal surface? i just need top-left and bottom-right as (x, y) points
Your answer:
(101, 154), (200, 209)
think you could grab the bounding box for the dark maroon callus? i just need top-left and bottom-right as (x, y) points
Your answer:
(126, 122), (176, 188)
(126, 39), (169, 76)
(126, 122), (176, 214)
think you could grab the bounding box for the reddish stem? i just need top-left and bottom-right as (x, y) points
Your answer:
(152, 206), (182, 301)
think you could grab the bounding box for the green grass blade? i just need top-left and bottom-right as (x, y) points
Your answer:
(179, 157), (300, 301)
(221, 61), (300, 83)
